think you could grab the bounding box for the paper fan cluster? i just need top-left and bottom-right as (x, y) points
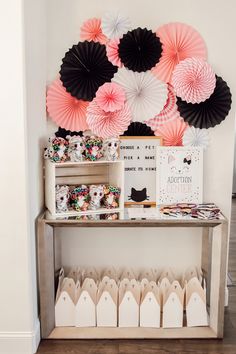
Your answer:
(155, 118), (188, 146)
(86, 98), (132, 138)
(172, 57), (216, 103)
(80, 18), (107, 44)
(46, 79), (89, 131)
(145, 84), (179, 130)
(112, 68), (168, 122)
(183, 126), (209, 149)
(46, 14), (231, 141)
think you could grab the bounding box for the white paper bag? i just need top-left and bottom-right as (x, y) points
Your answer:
(55, 273), (76, 327)
(163, 281), (184, 328)
(119, 279), (140, 327)
(186, 277), (208, 327)
(140, 283), (161, 328)
(97, 278), (118, 327)
(75, 278), (97, 327)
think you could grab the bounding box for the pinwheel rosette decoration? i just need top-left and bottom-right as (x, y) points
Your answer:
(60, 41), (118, 101)
(154, 118), (188, 146)
(46, 79), (89, 131)
(122, 122), (155, 136)
(86, 98), (132, 138)
(118, 27), (163, 72)
(112, 68), (168, 122)
(102, 12), (131, 39)
(145, 83), (179, 130)
(80, 18), (107, 44)
(183, 126), (209, 149)
(172, 57), (216, 104)
(106, 38), (122, 68)
(152, 22), (207, 83)
(95, 82), (126, 112)
(177, 76), (232, 129)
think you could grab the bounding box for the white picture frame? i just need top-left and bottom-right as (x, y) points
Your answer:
(156, 147), (203, 205)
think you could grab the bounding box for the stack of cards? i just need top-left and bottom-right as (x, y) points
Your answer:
(191, 203), (221, 220)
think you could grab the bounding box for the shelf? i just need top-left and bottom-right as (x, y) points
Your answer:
(48, 326), (217, 339)
(44, 210), (227, 228)
(45, 159), (124, 216)
(54, 160), (123, 167)
(47, 207), (123, 218)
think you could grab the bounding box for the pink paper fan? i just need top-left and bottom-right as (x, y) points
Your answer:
(95, 82), (125, 112)
(80, 18), (107, 44)
(172, 57), (216, 103)
(155, 117), (187, 146)
(145, 84), (180, 130)
(106, 38), (122, 67)
(87, 99), (132, 138)
(46, 79), (89, 131)
(152, 22), (207, 83)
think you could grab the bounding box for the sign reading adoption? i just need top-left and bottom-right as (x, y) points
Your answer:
(156, 147), (203, 204)
(120, 136), (162, 205)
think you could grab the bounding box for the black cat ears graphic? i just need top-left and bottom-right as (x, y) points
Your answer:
(128, 187), (150, 202)
(183, 156), (192, 165)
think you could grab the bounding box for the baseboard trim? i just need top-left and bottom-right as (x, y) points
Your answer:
(0, 319), (40, 354)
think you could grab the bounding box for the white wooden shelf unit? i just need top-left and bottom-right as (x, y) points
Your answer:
(45, 159), (124, 216)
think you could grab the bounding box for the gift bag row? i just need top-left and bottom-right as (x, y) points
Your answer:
(55, 266), (208, 328)
(56, 184), (121, 213)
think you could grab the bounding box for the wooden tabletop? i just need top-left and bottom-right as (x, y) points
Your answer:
(41, 209), (227, 228)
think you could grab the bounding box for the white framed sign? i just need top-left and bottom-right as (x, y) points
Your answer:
(120, 136), (162, 205)
(156, 147), (203, 204)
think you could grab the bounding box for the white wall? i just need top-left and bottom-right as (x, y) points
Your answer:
(0, 1), (35, 353)
(46, 0), (235, 270)
(0, 0), (46, 353)
(0, 1), (235, 353)
(24, 0), (47, 347)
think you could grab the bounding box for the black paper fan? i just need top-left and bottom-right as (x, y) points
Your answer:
(118, 28), (162, 72)
(55, 127), (83, 139)
(122, 122), (155, 136)
(60, 41), (118, 101)
(177, 76), (232, 129)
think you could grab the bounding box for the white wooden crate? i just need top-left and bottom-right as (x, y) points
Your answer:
(45, 160), (124, 216)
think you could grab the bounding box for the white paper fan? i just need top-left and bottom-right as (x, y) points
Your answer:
(183, 126), (209, 149)
(112, 68), (168, 122)
(101, 12), (131, 39)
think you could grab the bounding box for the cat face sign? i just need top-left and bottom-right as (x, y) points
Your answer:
(168, 154), (192, 175)
(166, 153), (193, 193)
(128, 187), (150, 202)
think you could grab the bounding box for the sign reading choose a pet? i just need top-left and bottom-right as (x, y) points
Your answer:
(156, 147), (203, 204)
(120, 136), (162, 205)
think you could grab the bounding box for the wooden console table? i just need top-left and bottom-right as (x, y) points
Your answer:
(37, 210), (228, 339)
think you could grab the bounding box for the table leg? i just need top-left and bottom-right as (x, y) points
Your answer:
(37, 220), (55, 338)
(209, 223), (228, 338)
